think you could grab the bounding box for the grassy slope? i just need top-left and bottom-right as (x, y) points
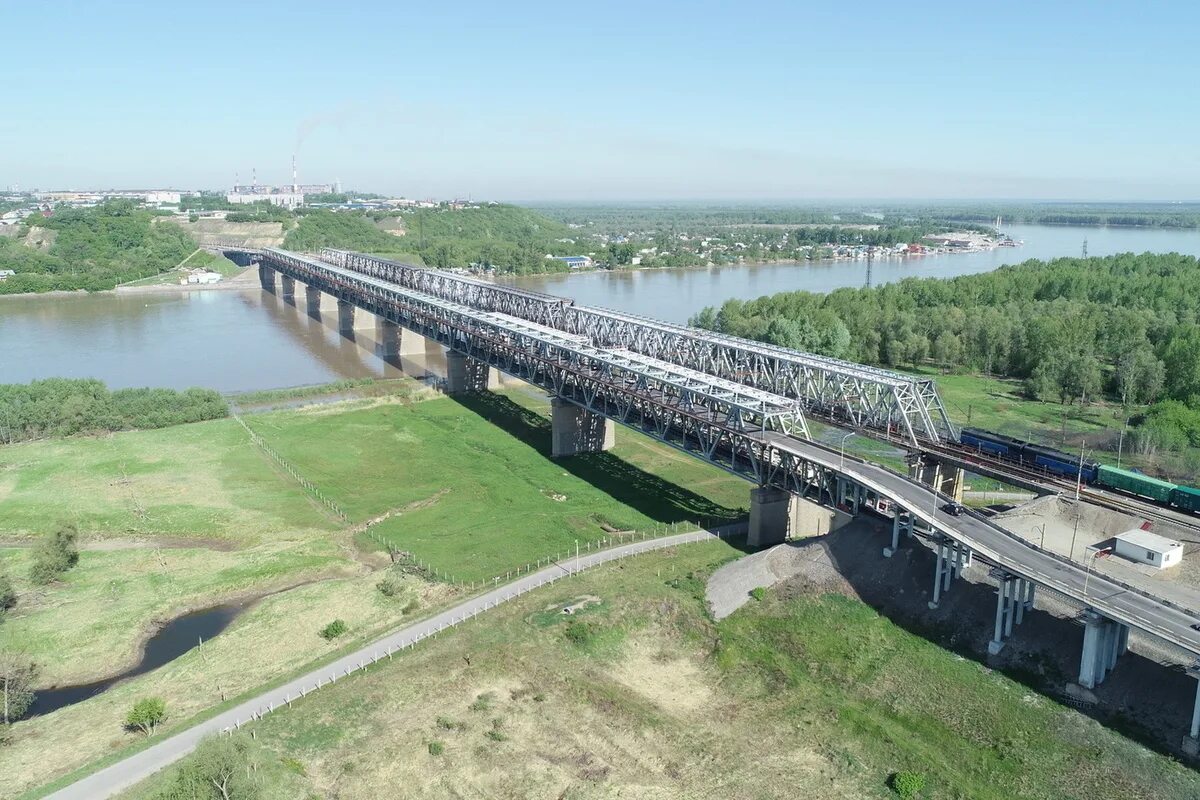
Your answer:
(249, 391), (748, 582)
(1, 387), (749, 796)
(121, 543), (1200, 800)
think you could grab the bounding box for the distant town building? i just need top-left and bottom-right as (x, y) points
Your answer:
(226, 189), (304, 210)
(549, 255), (594, 270)
(143, 191), (181, 205)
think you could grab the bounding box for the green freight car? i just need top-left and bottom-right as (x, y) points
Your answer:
(1170, 485), (1200, 513)
(1095, 464), (1177, 503)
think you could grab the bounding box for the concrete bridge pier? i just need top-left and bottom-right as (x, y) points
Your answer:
(909, 455), (966, 503)
(279, 275), (295, 303)
(1184, 666), (1200, 756)
(376, 318), (400, 359)
(337, 300), (355, 336)
(305, 285), (322, 318)
(749, 485), (852, 548)
(258, 265), (276, 292)
(550, 397), (614, 457)
(1077, 610), (1129, 689)
(987, 570), (1029, 655)
(445, 350), (499, 394)
(929, 535), (969, 609)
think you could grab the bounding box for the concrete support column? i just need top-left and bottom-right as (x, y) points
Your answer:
(305, 285), (322, 318)
(445, 350), (499, 394)
(280, 275), (295, 302)
(376, 318), (400, 359)
(885, 511), (902, 557)
(929, 539), (947, 609)
(550, 397), (615, 457)
(1185, 670), (1200, 756)
(749, 486), (794, 548)
(988, 572), (1015, 655)
(258, 264), (275, 292)
(337, 300), (355, 335)
(1078, 610), (1106, 689)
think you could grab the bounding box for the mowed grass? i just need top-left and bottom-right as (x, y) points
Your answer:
(121, 543), (1200, 800)
(247, 390), (748, 582)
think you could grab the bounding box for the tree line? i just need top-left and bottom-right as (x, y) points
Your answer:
(0, 379), (228, 443)
(0, 201), (196, 293)
(691, 252), (1200, 453)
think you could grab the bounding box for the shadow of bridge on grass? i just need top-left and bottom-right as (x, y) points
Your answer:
(449, 392), (748, 532)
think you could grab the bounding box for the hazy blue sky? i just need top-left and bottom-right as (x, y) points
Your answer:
(3, 0), (1196, 201)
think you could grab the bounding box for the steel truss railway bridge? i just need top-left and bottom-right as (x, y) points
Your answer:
(250, 246), (1200, 751)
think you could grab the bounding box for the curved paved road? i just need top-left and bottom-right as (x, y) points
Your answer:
(767, 432), (1200, 655)
(45, 528), (736, 800)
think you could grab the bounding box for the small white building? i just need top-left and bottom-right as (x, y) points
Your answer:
(144, 190), (181, 205)
(1114, 529), (1184, 570)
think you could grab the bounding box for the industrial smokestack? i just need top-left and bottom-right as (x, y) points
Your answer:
(292, 154), (298, 193)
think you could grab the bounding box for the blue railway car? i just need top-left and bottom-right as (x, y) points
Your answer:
(1020, 444), (1099, 483)
(960, 427), (1020, 458)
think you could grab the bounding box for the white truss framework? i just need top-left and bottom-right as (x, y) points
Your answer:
(318, 248), (954, 446)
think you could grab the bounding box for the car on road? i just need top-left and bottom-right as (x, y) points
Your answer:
(941, 501), (965, 516)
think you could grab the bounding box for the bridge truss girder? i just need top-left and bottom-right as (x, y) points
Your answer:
(319, 249), (955, 446)
(265, 249), (804, 442)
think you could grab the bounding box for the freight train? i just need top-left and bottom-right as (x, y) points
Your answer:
(958, 427), (1200, 514)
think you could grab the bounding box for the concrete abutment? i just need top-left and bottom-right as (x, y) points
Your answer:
(747, 487), (852, 548)
(445, 350), (500, 394)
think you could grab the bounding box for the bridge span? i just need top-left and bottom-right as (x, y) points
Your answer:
(252, 246), (1200, 750)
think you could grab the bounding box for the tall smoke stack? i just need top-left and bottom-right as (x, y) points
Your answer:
(292, 154), (298, 194)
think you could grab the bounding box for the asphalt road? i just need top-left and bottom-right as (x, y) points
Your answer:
(44, 528), (733, 800)
(768, 432), (1200, 656)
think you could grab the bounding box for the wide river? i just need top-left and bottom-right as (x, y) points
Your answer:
(4, 223), (1200, 392)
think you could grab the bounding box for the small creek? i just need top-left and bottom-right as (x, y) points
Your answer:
(26, 602), (246, 717)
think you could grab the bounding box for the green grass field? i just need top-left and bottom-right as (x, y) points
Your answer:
(246, 390), (748, 583)
(0, 384), (752, 796)
(119, 542), (1200, 800)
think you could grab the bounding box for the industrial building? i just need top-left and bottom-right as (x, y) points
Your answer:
(1114, 528), (1184, 569)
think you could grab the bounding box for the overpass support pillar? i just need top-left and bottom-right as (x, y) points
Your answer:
(337, 300), (355, 336)
(884, 510), (903, 557)
(279, 275), (295, 302)
(258, 265), (275, 292)
(1077, 610), (1127, 689)
(749, 487), (795, 548)
(550, 397), (614, 457)
(1185, 666), (1200, 757)
(445, 350), (500, 394)
(909, 456), (966, 504)
(305, 285), (322, 318)
(987, 571), (1026, 655)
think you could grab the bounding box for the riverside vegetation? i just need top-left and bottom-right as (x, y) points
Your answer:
(119, 542), (1200, 800)
(693, 252), (1200, 479)
(0, 381), (748, 796)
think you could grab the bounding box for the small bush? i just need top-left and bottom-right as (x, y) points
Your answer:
(377, 576), (404, 598)
(320, 619), (348, 640)
(0, 573), (15, 612)
(469, 692), (495, 713)
(402, 598), (420, 615)
(281, 756), (307, 776)
(532, 693), (546, 703)
(29, 524), (79, 585)
(564, 620), (598, 647)
(749, 587), (766, 602)
(125, 697), (168, 736)
(436, 716), (465, 731)
(427, 741), (444, 756)
(890, 770), (927, 799)
(486, 718), (508, 742)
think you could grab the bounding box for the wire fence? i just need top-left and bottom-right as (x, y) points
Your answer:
(234, 414), (348, 522)
(219, 521), (746, 738)
(360, 515), (748, 591)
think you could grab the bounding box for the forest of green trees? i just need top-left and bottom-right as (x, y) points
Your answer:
(0, 201), (195, 293)
(0, 379), (228, 443)
(284, 205), (579, 274)
(691, 252), (1200, 455)
(885, 202), (1200, 229)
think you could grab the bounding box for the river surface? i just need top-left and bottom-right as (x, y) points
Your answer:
(3, 223), (1200, 392)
